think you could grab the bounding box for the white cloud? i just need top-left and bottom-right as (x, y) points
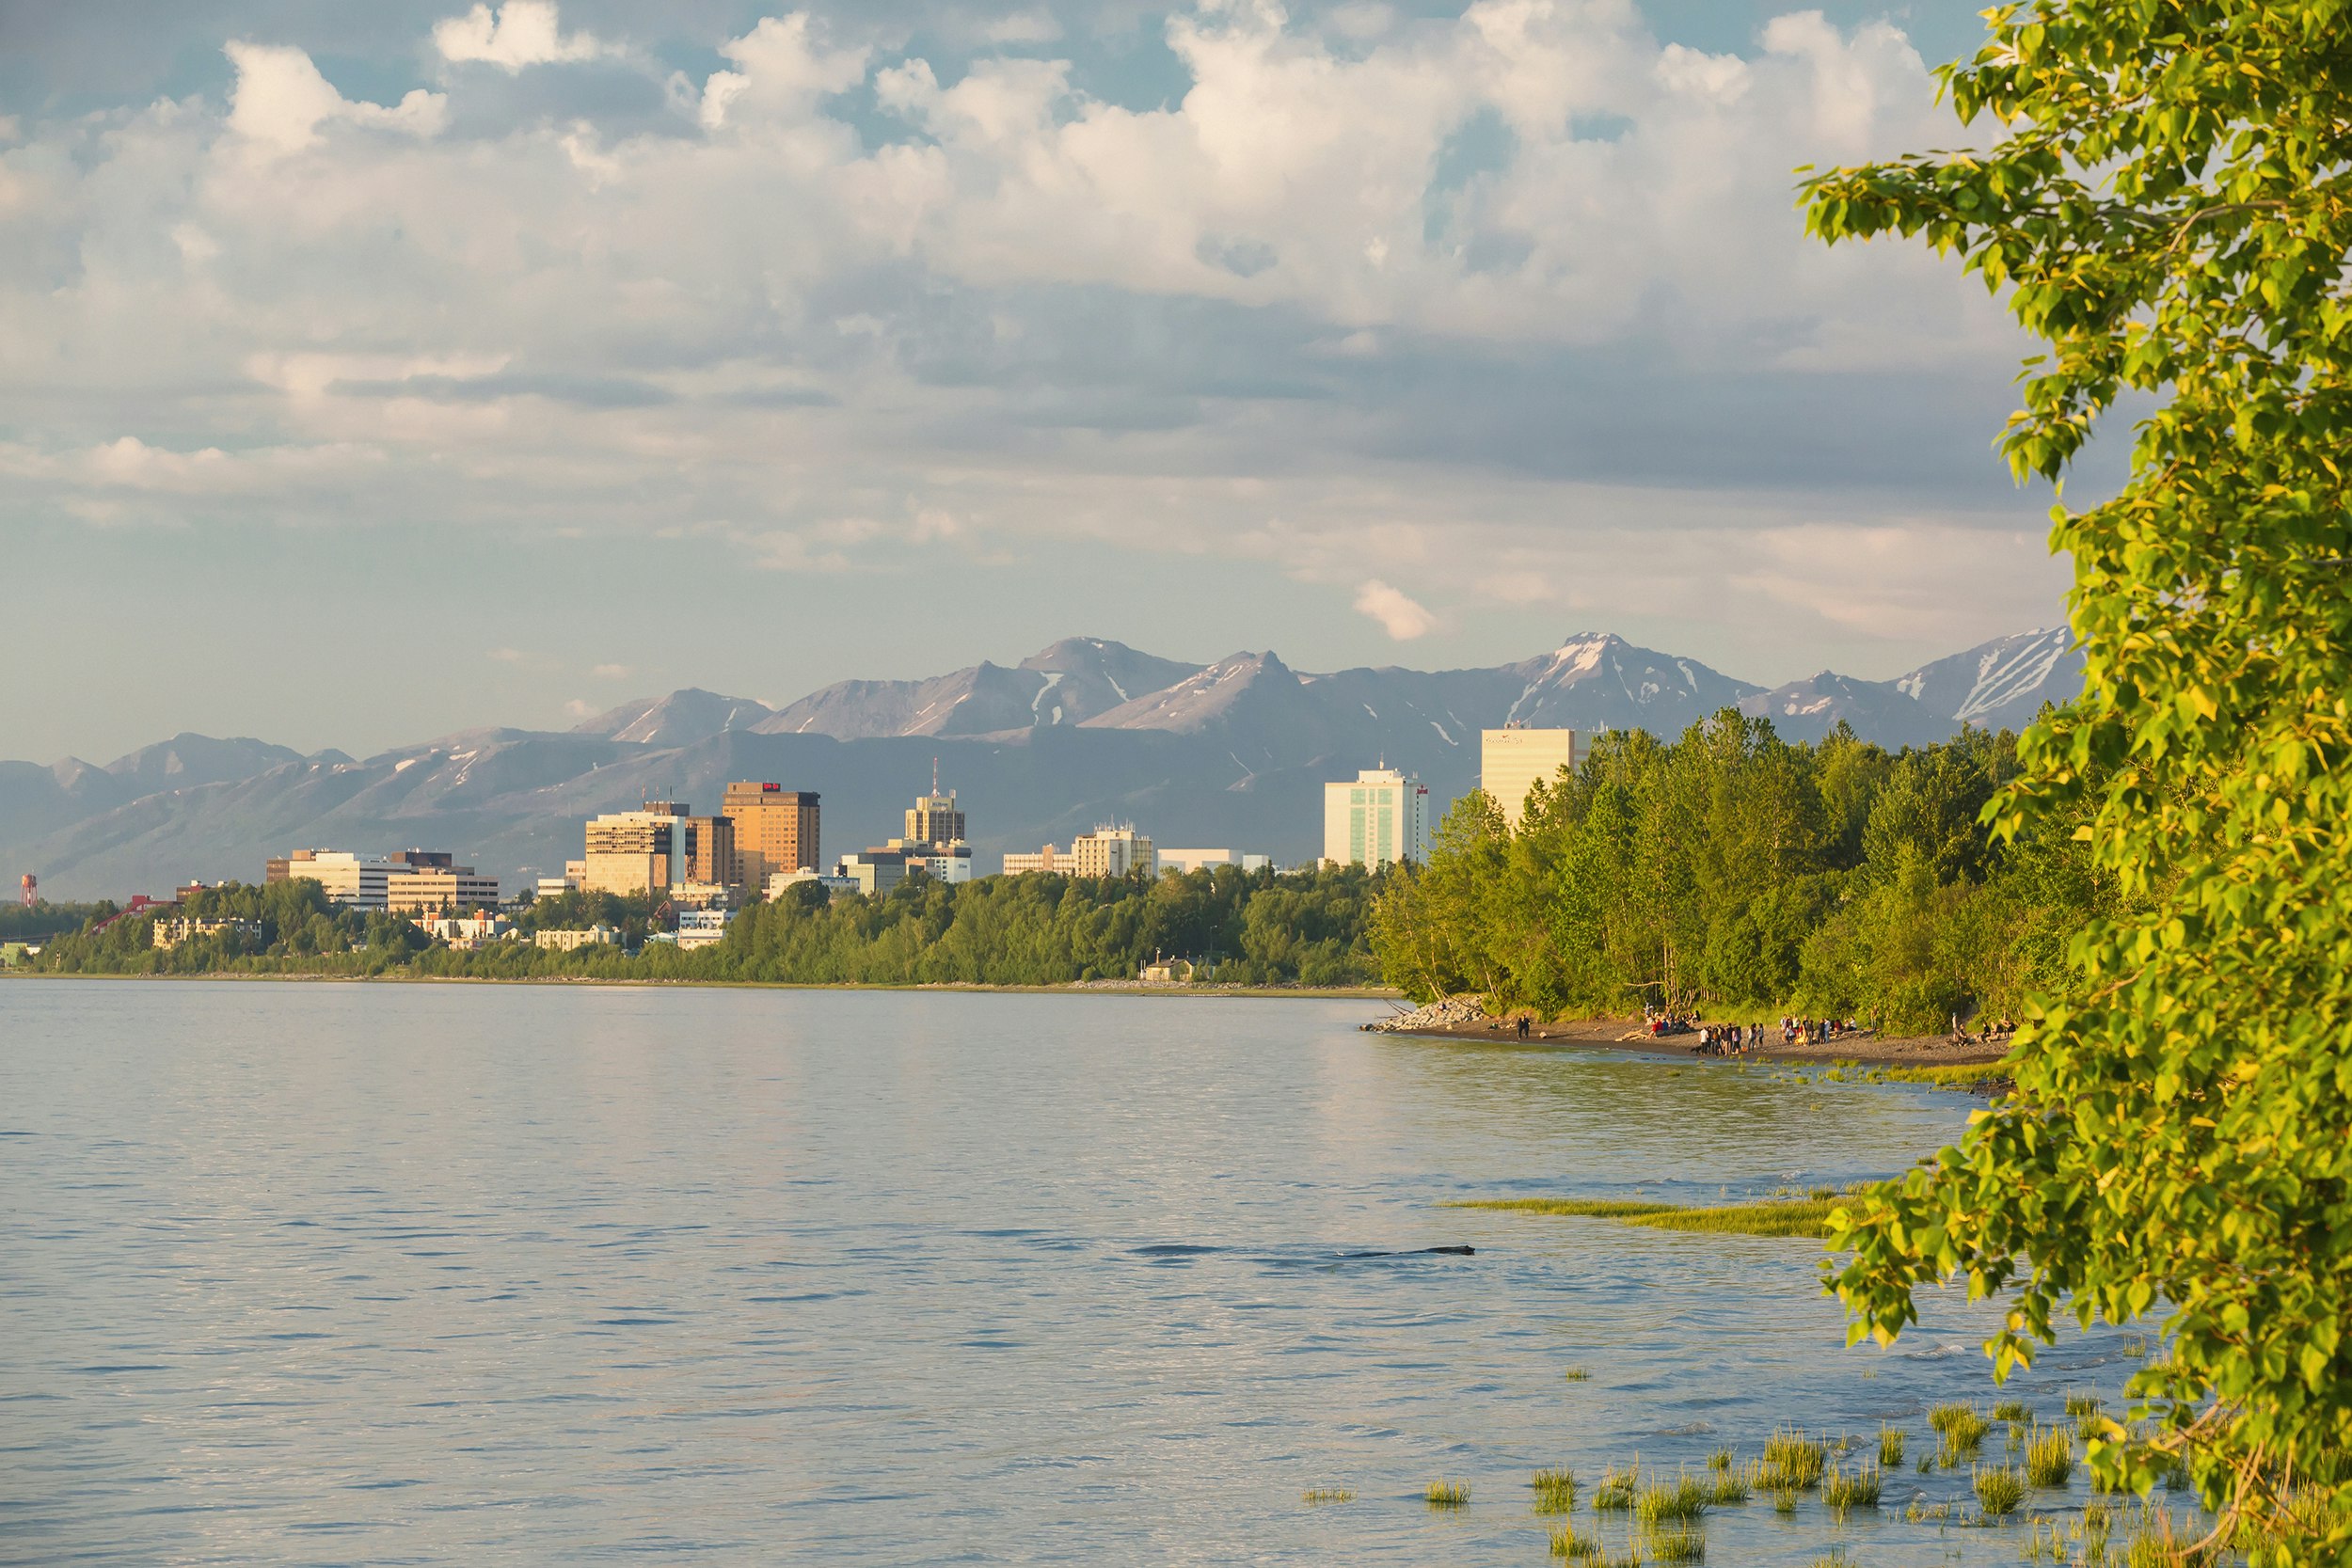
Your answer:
(592, 662), (631, 679)
(223, 41), (446, 155)
(1355, 579), (1438, 640)
(434, 2), (611, 71)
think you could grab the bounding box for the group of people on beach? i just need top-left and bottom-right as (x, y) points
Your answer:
(1636, 1007), (1872, 1054)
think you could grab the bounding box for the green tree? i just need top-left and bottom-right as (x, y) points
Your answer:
(1803, 3), (2352, 1553)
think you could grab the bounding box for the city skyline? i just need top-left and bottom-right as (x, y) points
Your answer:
(1, 0), (2082, 766)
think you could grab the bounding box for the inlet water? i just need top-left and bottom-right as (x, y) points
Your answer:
(0, 982), (2149, 1564)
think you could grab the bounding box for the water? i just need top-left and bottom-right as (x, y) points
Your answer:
(0, 982), (2147, 1564)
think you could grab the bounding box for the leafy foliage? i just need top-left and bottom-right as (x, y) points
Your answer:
(1800, 2), (2352, 1556)
(1367, 713), (2114, 1033)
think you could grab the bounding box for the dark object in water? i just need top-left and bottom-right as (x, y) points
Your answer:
(1341, 1244), (1475, 1258)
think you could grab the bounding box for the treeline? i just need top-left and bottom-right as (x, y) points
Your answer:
(1370, 712), (2133, 1034)
(1, 901), (107, 942)
(24, 864), (1382, 987)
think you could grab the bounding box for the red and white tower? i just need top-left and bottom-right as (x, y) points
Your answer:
(20, 873), (35, 908)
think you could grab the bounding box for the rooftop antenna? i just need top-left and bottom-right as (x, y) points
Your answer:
(931, 755), (940, 796)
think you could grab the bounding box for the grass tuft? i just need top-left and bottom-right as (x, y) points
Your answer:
(1821, 1462), (1882, 1513)
(2025, 1425), (2076, 1488)
(1633, 1474), (1708, 1525)
(1592, 1464), (1639, 1513)
(1442, 1196), (1834, 1238)
(2065, 1390), (2105, 1418)
(1761, 1427), (1827, 1490)
(1564, 1366), (1593, 1382)
(1706, 1448), (1733, 1473)
(1550, 1521), (1601, 1560)
(1645, 1522), (1706, 1563)
(1974, 1464), (2027, 1517)
(1301, 1487), (1354, 1504)
(1878, 1424), (1905, 1466)
(1533, 1467), (1579, 1514)
(1707, 1465), (1752, 1506)
(1994, 1398), (2032, 1423)
(1425, 1479), (1470, 1509)
(1931, 1402), (1992, 1458)
(1772, 1487), (1800, 1516)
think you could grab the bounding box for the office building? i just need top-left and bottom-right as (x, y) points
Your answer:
(723, 782), (821, 888)
(417, 914), (512, 949)
(581, 804), (691, 897)
(835, 849), (907, 896)
(1156, 848), (1273, 875)
(904, 768), (966, 847)
(767, 868), (856, 901)
(1323, 768), (1431, 869)
(1481, 726), (1589, 829)
(280, 851), (401, 910)
(385, 865), (502, 917)
(265, 849), (314, 884)
(1072, 824), (1154, 878)
(888, 838), (972, 884)
(536, 876), (577, 900)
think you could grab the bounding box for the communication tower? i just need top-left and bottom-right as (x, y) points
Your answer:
(20, 873), (35, 908)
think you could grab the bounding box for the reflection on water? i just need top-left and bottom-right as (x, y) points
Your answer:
(1, 982), (2144, 1565)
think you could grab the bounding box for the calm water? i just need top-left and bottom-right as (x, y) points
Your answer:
(1, 982), (2140, 1565)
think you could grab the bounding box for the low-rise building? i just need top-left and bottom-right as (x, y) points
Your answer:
(418, 914), (512, 949)
(767, 868), (856, 901)
(1003, 844), (1080, 876)
(1139, 956), (1196, 984)
(280, 851), (400, 910)
(151, 916), (263, 950)
(535, 925), (620, 951)
(675, 908), (732, 950)
(1156, 848), (1273, 875)
(385, 865), (501, 917)
(536, 876), (577, 900)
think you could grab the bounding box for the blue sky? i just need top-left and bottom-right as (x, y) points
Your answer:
(0, 0), (2074, 762)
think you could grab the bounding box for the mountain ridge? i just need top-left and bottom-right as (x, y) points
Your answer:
(2, 628), (2083, 898)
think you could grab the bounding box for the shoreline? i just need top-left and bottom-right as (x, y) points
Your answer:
(0, 970), (1403, 1000)
(1375, 1013), (2012, 1069)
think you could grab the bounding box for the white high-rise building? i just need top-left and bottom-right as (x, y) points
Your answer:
(1323, 768), (1431, 869)
(1480, 727), (1589, 829)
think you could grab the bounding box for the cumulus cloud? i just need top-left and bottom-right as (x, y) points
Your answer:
(0, 2), (2057, 701)
(1355, 579), (1438, 640)
(224, 40), (446, 154)
(434, 2), (611, 71)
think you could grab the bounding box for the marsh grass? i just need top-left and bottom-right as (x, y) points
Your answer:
(1425, 1480), (1470, 1509)
(1878, 1425), (1905, 1466)
(1565, 1366), (1592, 1382)
(1761, 1428), (1827, 1490)
(1994, 1399), (2032, 1422)
(1931, 1402), (1992, 1460)
(2025, 1425), (2076, 1487)
(1772, 1487), (1799, 1516)
(1633, 1474), (1708, 1525)
(1820, 1462), (1882, 1513)
(1442, 1196), (1834, 1239)
(1533, 1468), (1579, 1514)
(1592, 1464), (1639, 1513)
(2065, 1391), (2105, 1418)
(1549, 1521), (1601, 1560)
(1644, 1522), (1706, 1562)
(1974, 1464), (2027, 1517)
(1706, 1448), (1733, 1473)
(1707, 1465), (1753, 1506)
(1301, 1487), (1355, 1504)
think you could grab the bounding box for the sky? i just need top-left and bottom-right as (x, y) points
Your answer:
(0, 0), (2084, 764)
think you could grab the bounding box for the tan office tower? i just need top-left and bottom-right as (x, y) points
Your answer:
(724, 782), (821, 887)
(682, 816), (737, 886)
(1480, 727), (1587, 828)
(904, 762), (965, 847)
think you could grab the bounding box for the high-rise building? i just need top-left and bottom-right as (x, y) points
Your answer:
(723, 782), (820, 888)
(278, 850), (401, 910)
(1480, 727), (1588, 829)
(904, 764), (965, 848)
(1071, 824), (1154, 879)
(682, 815), (735, 886)
(582, 807), (689, 897)
(1323, 768), (1431, 869)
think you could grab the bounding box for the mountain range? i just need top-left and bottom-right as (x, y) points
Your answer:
(1, 629), (2082, 899)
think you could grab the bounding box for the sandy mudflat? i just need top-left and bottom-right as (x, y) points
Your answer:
(1378, 1012), (2012, 1069)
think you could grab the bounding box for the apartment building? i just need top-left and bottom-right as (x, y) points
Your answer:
(1072, 825), (1154, 878)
